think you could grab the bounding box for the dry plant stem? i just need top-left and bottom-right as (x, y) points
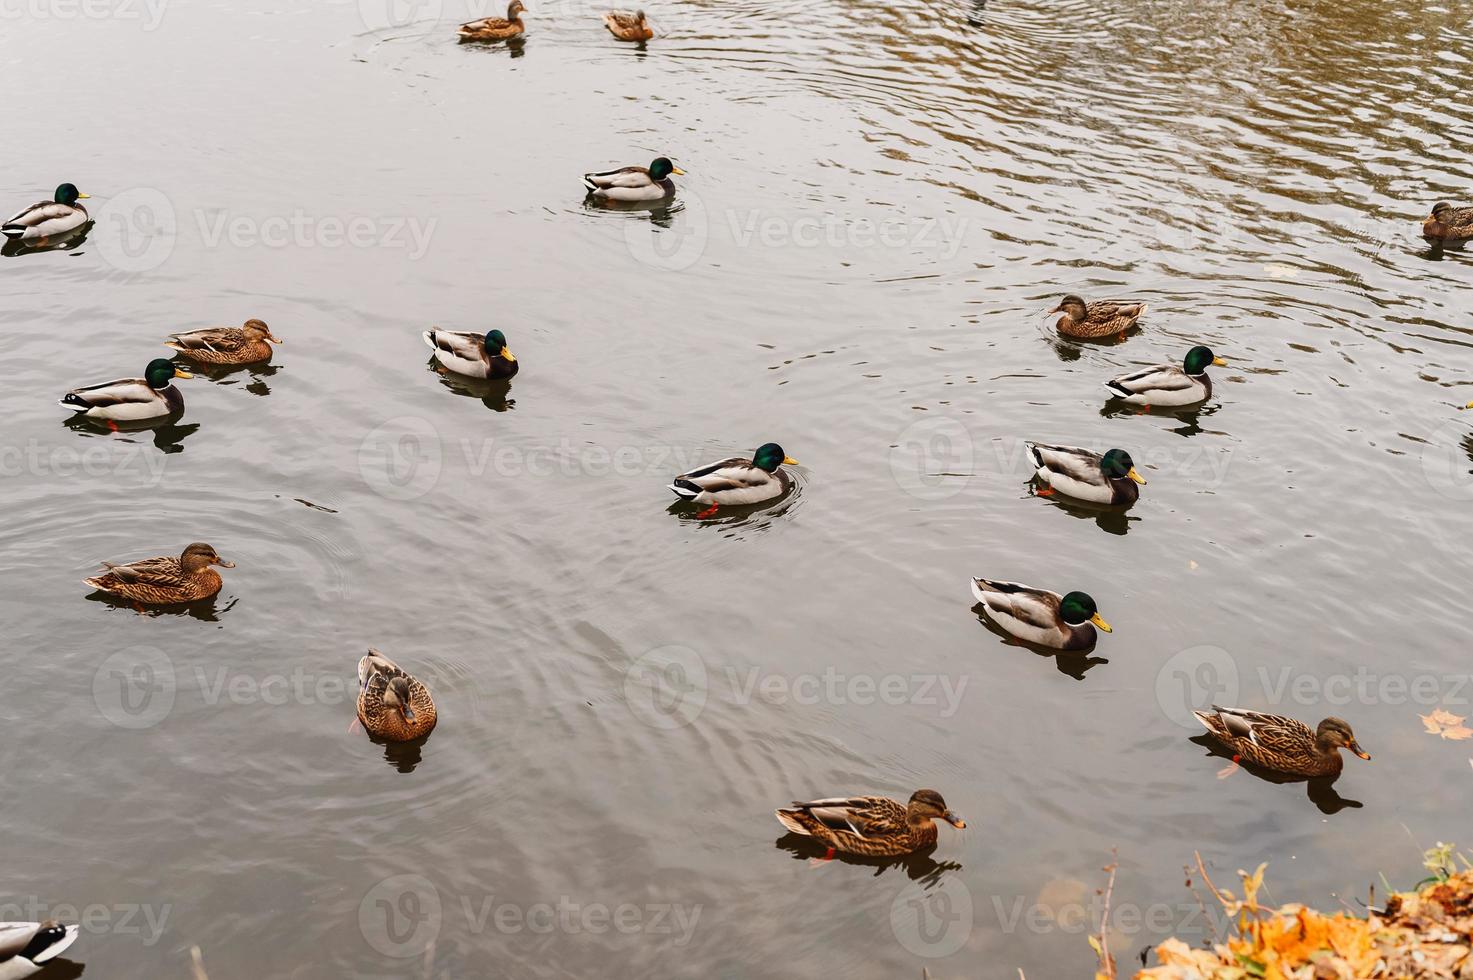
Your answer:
(1098, 847), (1119, 979)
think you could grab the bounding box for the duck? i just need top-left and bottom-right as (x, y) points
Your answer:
(458, 1), (526, 40)
(2, 183), (90, 242)
(583, 157), (684, 203)
(668, 442), (797, 517)
(1050, 294), (1147, 339)
(357, 650), (437, 741)
(422, 327), (518, 380)
(775, 790), (965, 858)
(84, 542), (234, 605)
(61, 358), (191, 422)
(1105, 345), (1226, 407)
(0, 921), (79, 979)
(165, 319), (282, 366)
(1027, 443), (1145, 505)
(603, 9), (652, 40)
(969, 578), (1111, 650)
(1422, 202), (1473, 243)
(1194, 706), (1370, 778)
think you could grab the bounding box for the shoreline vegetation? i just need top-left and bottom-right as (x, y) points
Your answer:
(1082, 845), (1473, 980)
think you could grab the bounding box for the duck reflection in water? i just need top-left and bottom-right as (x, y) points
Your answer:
(971, 607), (1110, 680)
(1189, 734), (1363, 815)
(775, 834), (962, 883)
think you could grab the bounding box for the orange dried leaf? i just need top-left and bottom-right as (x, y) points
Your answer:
(1422, 708), (1473, 740)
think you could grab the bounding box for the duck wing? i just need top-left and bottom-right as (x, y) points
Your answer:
(969, 579), (1062, 629)
(786, 796), (906, 838)
(1026, 443), (1105, 484)
(60, 377), (160, 410)
(669, 456), (769, 495)
(582, 166), (655, 190)
(99, 555), (185, 587)
(1105, 363), (1195, 397)
(166, 327), (249, 355)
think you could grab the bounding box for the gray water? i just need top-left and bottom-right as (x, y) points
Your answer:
(3, 0), (1472, 976)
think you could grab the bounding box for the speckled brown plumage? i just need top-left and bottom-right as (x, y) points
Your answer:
(1423, 203), (1473, 243)
(459, 0), (525, 40)
(1195, 706), (1371, 778)
(84, 542), (234, 605)
(357, 650), (437, 742)
(603, 9), (652, 40)
(774, 789), (965, 857)
(165, 319), (281, 366)
(1051, 294), (1147, 339)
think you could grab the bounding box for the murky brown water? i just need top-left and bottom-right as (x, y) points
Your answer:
(3, 0), (1473, 976)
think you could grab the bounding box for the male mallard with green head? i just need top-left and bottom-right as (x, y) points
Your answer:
(1027, 443), (1145, 506)
(61, 358), (192, 421)
(583, 157), (685, 203)
(668, 442), (798, 517)
(1105, 345), (1227, 407)
(970, 579), (1111, 650)
(422, 327), (518, 380)
(1050, 294), (1147, 339)
(459, 1), (526, 41)
(775, 790), (965, 858)
(1423, 202), (1473, 243)
(603, 9), (652, 40)
(1194, 706), (1370, 778)
(0, 920), (79, 978)
(165, 319), (282, 366)
(357, 650), (437, 741)
(3, 183), (90, 242)
(85, 542), (235, 605)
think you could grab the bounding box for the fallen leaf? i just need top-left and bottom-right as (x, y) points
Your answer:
(1421, 708), (1473, 740)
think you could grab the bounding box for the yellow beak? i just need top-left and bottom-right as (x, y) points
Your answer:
(1465, 401), (1473, 410)
(671, 167), (687, 176)
(173, 367), (193, 379)
(501, 349), (517, 362)
(1127, 467), (1147, 485)
(77, 192), (91, 199)
(783, 456), (799, 466)
(1090, 612), (1113, 633)
(1212, 356), (1227, 366)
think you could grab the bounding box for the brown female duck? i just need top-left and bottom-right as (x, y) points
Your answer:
(84, 542), (234, 605)
(165, 319), (282, 366)
(775, 789), (965, 857)
(603, 9), (652, 40)
(1423, 202), (1473, 243)
(1194, 706), (1370, 778)
(357, 650), (437, 741)
(1050, 294), (1147, 339)
(459, 0), (526, 41)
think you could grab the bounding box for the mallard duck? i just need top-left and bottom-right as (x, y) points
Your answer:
(1027, 443), (1145, 505)
(422, 327), (518, 379)
(1105, 345), (1226, 407)
(458, 0), (525, 40)
(84, 542), (234, 605)
(583, 157), (685, 203)
(1050, 294), (1147, 339)
(1194, 706), (1370, 778)
(357, 650), (437, 741)
(61, 358), (191, 421)
(668, 442), (797, 517)
(969, 578), (1111, 650)
(165, 318), (281, 366)
(603, 9), (652, 40)
(775, 790), (964, 858)
(1423, 202), (1473, 243)
(2, 183), (90, 242)
(0, 921), (79, 979)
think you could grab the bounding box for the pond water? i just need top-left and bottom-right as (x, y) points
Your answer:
(2, 0), (1472, 976)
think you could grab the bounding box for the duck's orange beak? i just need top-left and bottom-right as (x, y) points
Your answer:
(1349, 740), (1370, 761)
(944, 812), (966, 829)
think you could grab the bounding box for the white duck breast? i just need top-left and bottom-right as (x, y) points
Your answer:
(1027, 442), (1123, 504)
(422, 329), (489, 377)
(60, 379), (182, 420)
(668, 457), (789, 506)
(969, 578), (1070, 647)
(2, 201), (88, 241)
(1105, 364), (1209, 406)
(0, 921), (79, 979)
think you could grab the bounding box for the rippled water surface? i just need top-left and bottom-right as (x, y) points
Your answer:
(4, 0), (1473, 976)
